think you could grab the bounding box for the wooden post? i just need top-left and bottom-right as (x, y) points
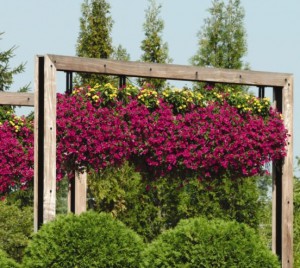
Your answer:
(272, 77), (294, 268)
(272, 87), (283, 256)
(68, 171), (87, 214)
(34, 55), (57, 231)
(281, 78), (294, 268)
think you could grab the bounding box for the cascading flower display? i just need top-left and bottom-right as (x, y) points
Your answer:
(0, 84), (289, 194)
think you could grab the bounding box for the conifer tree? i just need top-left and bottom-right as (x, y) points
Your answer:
(138, 0), (172, 91)
(0, 32), (29, 122)
(0, 33), (28, 92)
(76, 0), (114, 86)
(191, 0), (247, 70)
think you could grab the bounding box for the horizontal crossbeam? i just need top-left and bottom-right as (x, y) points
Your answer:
(0, 92), (34, 106)
(48, 54), (291, 87)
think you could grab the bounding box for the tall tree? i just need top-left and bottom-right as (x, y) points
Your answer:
(0, 33), (28, 92)
(138, 0), (172, 91)
(0, 32), (29, 122)
(76, 0), (114, 86)
(191, 0), (247, 70)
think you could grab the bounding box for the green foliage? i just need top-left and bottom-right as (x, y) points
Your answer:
(138, 0), (172, 90)
(89, 161), (264, 242)
(191, 0), (247, 69)
(0, 249), (21, 268)
(56, 178), (69, 215)
(5, 186), (33, 209)
(0, 32), (29, 92)
(76, 0), (114, 86)
(0, 32), (30, 121)
(141, 217), (280, 268)
(294, 156), (300, 267)
(0, 201), (33, 263)
(111, 44), (130, 61)
(88, 162), (164, 241)
(23, 212), (144, 268)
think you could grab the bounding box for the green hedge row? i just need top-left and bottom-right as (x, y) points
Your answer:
(22, 212), (279, 267)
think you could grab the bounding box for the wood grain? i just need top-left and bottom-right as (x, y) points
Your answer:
(42, 56), (57, 224)
(48, 54), (291, 87)
(0, 92), (34, 106)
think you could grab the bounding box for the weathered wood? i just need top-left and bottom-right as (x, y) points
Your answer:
(48, 54), (290, 87)
(75, 171), (87, 214)
(281, 78), (294, 268)
(0, 92), (34, 106)
(34, 56), (42, 232)
(272, 80), (294, 268)
(272, 87), (283, 256)
(34, 55), (57, 231)
(68, 171), (87, 214)
(42, 55), (57, 223)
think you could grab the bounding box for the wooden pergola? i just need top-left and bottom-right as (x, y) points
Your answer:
(0, 54), (294, 267)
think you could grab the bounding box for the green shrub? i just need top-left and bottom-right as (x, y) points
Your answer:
(0, 200), (33, 263)
(22, 212), (144, 268)
(89, 162), (263, 242)
(141, 217), (280, 268)
(0, 249), (20, 268)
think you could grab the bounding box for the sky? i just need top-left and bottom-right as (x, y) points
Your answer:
(0, 0), (299, 172)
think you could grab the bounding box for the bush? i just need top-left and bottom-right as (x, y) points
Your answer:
(141, 217), (280, 267)
(22, 211), (144, 268)
(90, 163), (264, 242)
(0, 200), (33, 263)
(0, 249), (21, 268)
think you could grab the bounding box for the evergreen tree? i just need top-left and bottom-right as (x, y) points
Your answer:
(191, 0), (247, 70)
(0, 32), (29, 122)
(0, 33), (28, 92)
(76, 0), (114, 86)
(138, 0), (172, 91)
(111, 45), (130, 61)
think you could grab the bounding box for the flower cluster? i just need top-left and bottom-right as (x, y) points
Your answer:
(0, 119), (33, 194)
(137, 84), (160, 109)
(163, 88), (204, 113)
(72, 83), (139, 107)
(0, 84), (289, 195)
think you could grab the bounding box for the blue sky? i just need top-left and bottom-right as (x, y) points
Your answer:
(1, 0), (299, 171)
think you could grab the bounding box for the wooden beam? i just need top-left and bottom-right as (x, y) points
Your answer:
(43, 55), (57, 223)
(281, 77), (294, 268)
(48, 54), (290, 87)
(75, 171), (87, 214)
(272, 87), (283, 256)
(34, 56), (43, 232)
(68, 171), (87, 215)
(0, 92), (34, 106)
(34, 55), (57, 231)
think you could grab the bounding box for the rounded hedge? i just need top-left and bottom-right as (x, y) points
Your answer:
(0, 249), (20, 268)
(22, 212), (144, 267)
(141, 217), (280, 268)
